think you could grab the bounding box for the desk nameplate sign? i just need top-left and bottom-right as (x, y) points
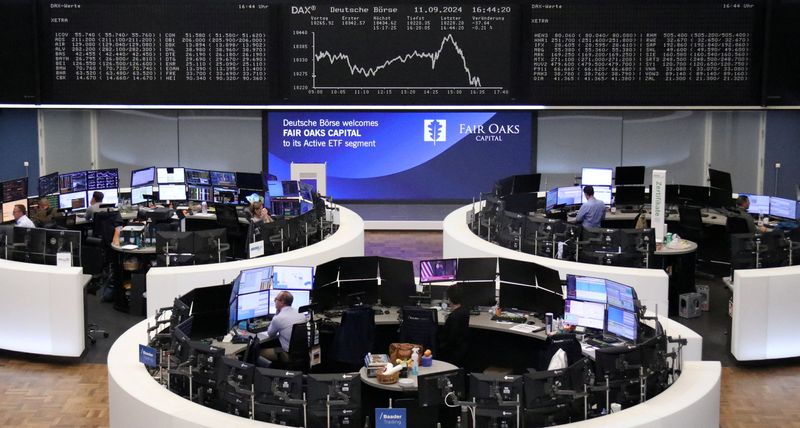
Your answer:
(139, 344), (158, 367)
(376, 408), (406, 428)
(249, 240), (264, 258)
(56, 252), (72, 267)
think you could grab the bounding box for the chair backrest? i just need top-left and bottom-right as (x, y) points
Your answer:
(331, 306), (376, 365)
(678, 206), (703, 229)
(92, 211), (122, 246)
(399, 306), (438, 355)
(541, 333), (583, 370)
(726, 215), (751, 234)
(287, 322), (310, 363)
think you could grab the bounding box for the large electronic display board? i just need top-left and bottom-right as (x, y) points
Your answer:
(39, 0), (271, 104)
(267, 111), (533, 201)
(285, 3), (518, 103)
(528, 0), (765, 105)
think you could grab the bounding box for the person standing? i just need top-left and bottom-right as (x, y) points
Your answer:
(575, 185), (606, 228)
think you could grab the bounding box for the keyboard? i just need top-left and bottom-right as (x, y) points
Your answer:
(492, 313), (528, 324)
(619, 209), (639, 214)
(248, 320), (270, 333)
(323, 310), (344, 318)
(585, 337), (620, 348)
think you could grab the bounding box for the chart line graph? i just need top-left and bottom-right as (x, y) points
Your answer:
(311, 32), (503, 90)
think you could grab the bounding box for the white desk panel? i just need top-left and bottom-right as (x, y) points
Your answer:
(0, 259), (89, 357)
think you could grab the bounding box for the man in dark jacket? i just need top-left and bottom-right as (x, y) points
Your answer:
(439, 283), (470, 367)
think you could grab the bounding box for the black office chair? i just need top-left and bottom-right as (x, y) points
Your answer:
(538, 333), (583, 371)
(726, 215), (752, 235)
(398, 306), (438, 356)
(214, 204), (243, 259)
(271, 322), (312, 372)
(330, 306), (376, 369)
(677, 206), (705, 243)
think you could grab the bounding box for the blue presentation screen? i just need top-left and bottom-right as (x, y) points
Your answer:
(267, 112), (533, 200)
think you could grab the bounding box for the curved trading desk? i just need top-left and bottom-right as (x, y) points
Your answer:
(109, 312), (709, 428)
(0, 258), (90, 357)
(145, 206), (364, 317)
(443, 204), (671, 314)
(731, 265), (800, 361)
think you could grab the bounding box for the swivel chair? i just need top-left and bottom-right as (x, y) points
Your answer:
(214, 204), (244, 260)
(330, 306), (376, 370)
(398, 306), (438, 356)
(538, 333), (583, 371)
(271, 322), (313, 372)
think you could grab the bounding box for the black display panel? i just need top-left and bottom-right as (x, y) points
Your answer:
(286, 3), (518, 103)
(39, 0), (272, 104)
(2, 178), (28, 203)
(87, 168), (119, 190)
(38, 172), (60, 196)
(763, 0), (800, 105)
(0, 0), (39, 103)
(528, 0), (765, 105)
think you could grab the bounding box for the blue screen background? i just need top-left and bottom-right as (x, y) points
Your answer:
(267, 112), (533, 200)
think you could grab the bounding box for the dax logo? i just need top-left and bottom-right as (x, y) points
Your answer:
(423, 119), (447, 145)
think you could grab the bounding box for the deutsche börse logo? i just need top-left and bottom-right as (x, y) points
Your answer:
(423, 119), (446, 144)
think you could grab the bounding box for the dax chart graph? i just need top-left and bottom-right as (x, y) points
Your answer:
(287, 4), (518, 102)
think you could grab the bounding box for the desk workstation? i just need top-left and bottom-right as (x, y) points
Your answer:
(111, 253), (706, 428)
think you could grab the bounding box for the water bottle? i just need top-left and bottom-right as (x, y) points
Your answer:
(201, 201), (208, 214)
(411, 347), (420, 376)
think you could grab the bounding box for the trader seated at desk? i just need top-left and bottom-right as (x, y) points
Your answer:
(734, 195), (767, 233)
(575, 185), (605, 228)
(33, 197), (56, 227)
(439, 284), (470, 367)
(249, 201), (274, 223)
(13, 204), (36, 229)
(257, 291), (307, 363)
(85, 191), (105, 222)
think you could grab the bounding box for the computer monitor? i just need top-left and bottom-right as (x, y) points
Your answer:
(545, 188), (558, 211)
(377, 256), (415, 307)
(2, 198), (25, 222)
(581, 227), (622, 252)
(131, 185), (153, 205)
(456, 257), (497, 281)
(418, 369), (465, 407)
(306, 373), (361, 408)
(708, 168), (732, 192)
(678, 185), (709, 206)
(664, 184), (680, 205)
(267, 180), (284, 198)
(94, 188), (119, 206)
(38, 172), (59, 197)
(211, 171), (237, 188)
(563, 299), (605, 330)
(581, 168), (613, 186)
(605, 305), (638, 342)
(194, 228), (227, 264)
(557, 186), (582, 206)
(87, 168), (119, 190)
(185, 168), (211, 186)
(240, 189), (264, 205)
(59, 171), (87, 193)
(237, 172), (264, 190)
(613, 186), (646, 206)
(58, 191), (87, 211)
(187, 185), (213, 202)
(605, 280), (636, 311)
(615, 166), (645, 186)
(238, 266), (275, 295)
(739, 194), (769, 215)
(499, 174), (541, 195)
(769, 196), (797, 219)
(237, 289), (271, 321)
(620, 228), (656, 254)
(272, 266), (314, 290)
(582, 185), (612, 205)
(498, 283), (540, 312)
(158, 184), (187, 201)
(498, 258), (537, 287)
(269, 290), (310, 314)
(469, 373), (524, 405)
(0, 225), (14, 249)
(131, 167), (155, 187)
(565, 274), (607, 304)
(420, 259), (457, 283)
(155, 231), (194, 254)
(709, 187), (734, 208)
(282, 181), (300, 197)
(254, 367), (304, 405)
(157, 167), (185, 184)
(213, 186), (239, 204)
(532, 264), (563, 296)
(461, 281), (496, 308)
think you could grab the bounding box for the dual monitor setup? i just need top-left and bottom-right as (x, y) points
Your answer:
(154, 228), (229, 266)
(228, 265), (313, 329)
(545, 166), (645, 209)
(52, 168), (121, 212)
(738, 193), (800, 221)
(564, 275), (639, 343)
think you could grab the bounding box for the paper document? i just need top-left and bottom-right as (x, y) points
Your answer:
(509, 324), (544, 334)
(120, 244), (139, 250)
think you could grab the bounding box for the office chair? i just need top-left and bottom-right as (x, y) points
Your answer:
(677, 206), (705, 243)
(398, 306), (438, 356)
(726, 215), (751, 234)
(262, 218), (290, 254)
(538, 334), (583, 371)
(330, 306), (376, 369)
(84, 211), (122, 295)
(214, 204), (243, 260)
(271, 322), (312, 372)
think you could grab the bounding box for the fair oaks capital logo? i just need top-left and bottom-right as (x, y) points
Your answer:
(423, 119), (446, 145)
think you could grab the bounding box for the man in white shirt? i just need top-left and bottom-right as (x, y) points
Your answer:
(13, 205), (36, 228)
(85, 191), (104, 221)
(258, 290), (307, 363)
